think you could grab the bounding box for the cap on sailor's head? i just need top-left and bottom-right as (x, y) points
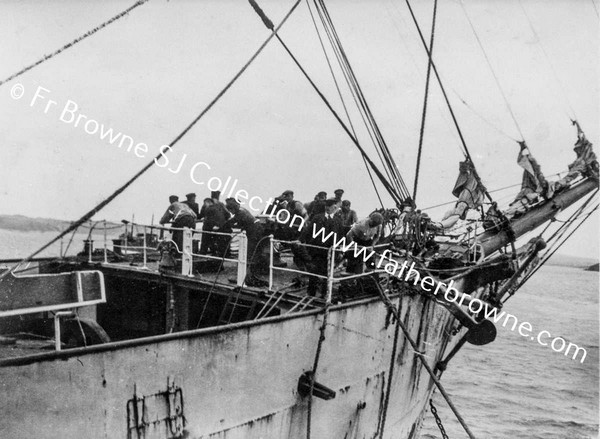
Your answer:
(334, 189), (344, 195)
(325, 198), (337, 207)
(169, 195), (179, 203)
(186, 193), (196, 199)
(211, 191), (221, 199)
(281, 190), (294, 197)
(369, 212), (384, 226)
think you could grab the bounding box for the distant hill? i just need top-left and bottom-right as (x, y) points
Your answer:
(0, 215), (120, 233)
(545, 253), (598, 269)
(585, 263), (599, 272)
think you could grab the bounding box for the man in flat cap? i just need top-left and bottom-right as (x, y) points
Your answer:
(159, 195), (197, 253)
(305, 191), (327, 220)
(224, 198), (268, 286)
(333, 189), (344, 208)
(183, 193), (199, 216)
(335, 200), (358, 235)
(198, 191), (231, 258)
(303, 198), (343, 297)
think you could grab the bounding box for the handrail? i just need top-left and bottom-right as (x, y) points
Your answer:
(267, 236), (392, 305)
(92, 221), (248, 286)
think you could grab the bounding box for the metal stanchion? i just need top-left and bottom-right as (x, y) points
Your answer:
(142, 226), (148, 269)
(103, 220), (108, 263)
(268, 235), (274, 291)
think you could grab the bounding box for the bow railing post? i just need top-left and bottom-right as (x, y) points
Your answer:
(237, 231), (248, 286)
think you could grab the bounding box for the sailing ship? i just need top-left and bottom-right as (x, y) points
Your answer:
(0, 1), (598, 438)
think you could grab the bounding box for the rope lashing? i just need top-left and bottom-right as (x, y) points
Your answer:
(413, 0), (438, 202)
(0, 0), (302, 281)
(376, 285), (478, 439)
(0, 0), (150, 88)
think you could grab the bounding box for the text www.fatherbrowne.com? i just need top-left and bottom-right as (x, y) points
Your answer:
(311, 223), (588, 363)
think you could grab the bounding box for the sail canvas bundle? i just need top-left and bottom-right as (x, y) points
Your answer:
(439, 159), (486, 229)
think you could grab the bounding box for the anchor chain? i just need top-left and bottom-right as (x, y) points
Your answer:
(430, 399), (450, 439)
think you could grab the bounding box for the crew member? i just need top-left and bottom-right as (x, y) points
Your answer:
(345, 212), (383, 273)
(304, 199), (343, 297)
(199, 191), (231, 257)
(159, 195), (197, 253)
(305, 191), (327, 219)
(183, 192), (200, 216)
(224, 198), (268, 286)
(333, 189), (344, 208)
(335, 200), (358, 234)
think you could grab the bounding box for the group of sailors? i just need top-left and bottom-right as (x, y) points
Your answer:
(159, 189), (384, 293)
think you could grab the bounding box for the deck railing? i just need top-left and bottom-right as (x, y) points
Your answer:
(87, 221), (248, 286)
(267, 236), (391, 301)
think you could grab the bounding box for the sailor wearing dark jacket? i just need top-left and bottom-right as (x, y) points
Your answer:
(224, 198), (267, 286)
(159, 195), (197, 252)
(305, 199), (343, 297)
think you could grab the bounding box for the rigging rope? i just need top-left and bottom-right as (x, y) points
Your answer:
(0, 0), (303, 281)
(404, 0), (493, 203)
(313, 0), (411, 200)
(247, 0), (404, 206)
(312, 2), (398, 197)
(413, 0), (439, 202)
(459, 0), (525, 142)
(378, 297), (402, 438)
(453, 90), (520, 143)
(517, 0), (578, 120)
(0, 0), (149, 87)
(376, 285), (478, 439)
(592, 0), (600, 19)
(304, 0), (385, 208)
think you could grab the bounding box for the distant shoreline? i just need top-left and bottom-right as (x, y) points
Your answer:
(0, 214), (597, 269)
(0, 214), (121, 233)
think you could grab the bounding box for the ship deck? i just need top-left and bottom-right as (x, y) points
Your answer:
(0, 249), (384, 360)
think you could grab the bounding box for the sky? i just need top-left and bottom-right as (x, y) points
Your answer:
(0, 0), (598, 258)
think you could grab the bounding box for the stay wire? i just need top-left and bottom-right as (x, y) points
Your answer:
(0, 0), (302, 281)
(413, 0), (439, 202)
(315, 1), (408, 199)
(313, 2), (397, 197)
(459, 0), (525, 142)
(404, 0), (493, 203)
(518, 201), (599, 288)
(0, 0), (150, 87)
(316, 0), (411, 199)
(247, 0), (404, 206)
(517, 0), (578, 120)
(453, 89), (520, 143)
(305, 0), (385, 209)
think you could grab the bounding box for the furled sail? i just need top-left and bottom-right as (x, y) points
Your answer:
(439, 159), (486, 229)
(553, 125), (599, 192)
(505, 143), (549, 217)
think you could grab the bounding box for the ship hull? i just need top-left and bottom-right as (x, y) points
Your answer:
(0, 287), (460, 439)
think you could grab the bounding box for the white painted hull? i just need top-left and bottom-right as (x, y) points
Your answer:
(0, 286), (460, 439)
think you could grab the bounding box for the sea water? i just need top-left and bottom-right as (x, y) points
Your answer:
(421, 265), (599, 439)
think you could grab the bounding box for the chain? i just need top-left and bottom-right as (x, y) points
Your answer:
(430, 399), (450, 439)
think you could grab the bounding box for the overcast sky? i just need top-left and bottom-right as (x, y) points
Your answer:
(0, 0), (598, 257)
